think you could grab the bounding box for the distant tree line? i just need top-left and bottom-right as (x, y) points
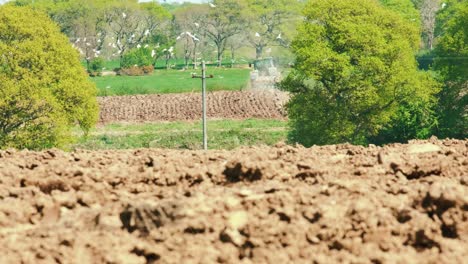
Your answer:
(8, 0), (305, 68)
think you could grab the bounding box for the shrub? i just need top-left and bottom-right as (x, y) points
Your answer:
(118, 66), (145, 76)
(89, 57), (104, 76)
(0, 6), (98, 150)
(121, 48), (153, 69)
(141, 65), (154, 74)
(120, 48), (154, 76)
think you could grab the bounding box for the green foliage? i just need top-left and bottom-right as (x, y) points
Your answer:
(10, 0), (99, 35)
(121, 48), (153, 69)
(410, 0), (424, 9)
(434, 0), (468, 81)
(89, 58), (104, 73)
(140, 1), (172, 21)
(0, 6), (98, 150)
(281, 0), (440, 146)
(379, 0), (421, 24)
(119, 47), (155, 76)
(370, 71), (441, 143)
(433, 0), (468, 138)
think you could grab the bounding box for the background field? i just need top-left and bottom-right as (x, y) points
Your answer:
(82, 58), (254, 71)
(93, 68), (251, 96)
(72, 119), (287, 150)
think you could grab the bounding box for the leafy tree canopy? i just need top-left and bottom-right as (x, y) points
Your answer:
(281, 0), (439, 146)
(205, 0), (248, 66)
(379, 0), (421, 25)
(433, 0), (467, 138)
(435, 0), (468, 80)
(0, 6), (98, 149)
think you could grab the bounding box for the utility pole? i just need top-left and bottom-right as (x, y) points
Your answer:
(192, 61), (213, 150)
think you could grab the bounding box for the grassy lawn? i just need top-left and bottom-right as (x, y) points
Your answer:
(93, 68), (251, 96)
(72, 119), (287, 150)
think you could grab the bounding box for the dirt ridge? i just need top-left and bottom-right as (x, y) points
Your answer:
(97, 90), (289, 123)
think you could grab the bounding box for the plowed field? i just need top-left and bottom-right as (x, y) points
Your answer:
(98, 90), (288, 123)
(1, 139), (467, 263)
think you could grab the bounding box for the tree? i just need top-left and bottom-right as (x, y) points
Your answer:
(148, 32), (176, 69)
(10, 0), (172, 67)
(395, 0), (442, 50)
(433, 0), (467, 138)
(105, 1), (171, 67)
(205, 0), (247, 67)
(71, 1), (109, 71)
(227, 34), (247, 65)
(106, 1), (149, 64)
(174, 4), (208, 69)
(281, 0), (439, 146)
(11, 0), (114, 64)
(420, 0), (441, 50)
(244, 0), (302, 59)
(0, 6), (98, 149)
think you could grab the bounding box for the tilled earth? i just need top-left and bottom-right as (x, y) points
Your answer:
(0, 139), (467, 263)
(98, 90), (288, 123)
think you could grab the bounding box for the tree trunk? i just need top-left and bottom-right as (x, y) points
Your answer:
(231, 45), (235, 61)
(184, 53), (190, 69)
(192, 44), (198, 69)
(217, 48), (222, 67)
(230, 45), (235, 67)
(256, 45), (263, 59)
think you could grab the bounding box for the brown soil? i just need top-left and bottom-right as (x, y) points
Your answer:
(98, 90), (288, 123)
(0, 138), (467, 263)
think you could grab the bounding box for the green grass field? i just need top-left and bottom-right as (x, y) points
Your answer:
(93, 68), (251, 96)
(72, 119), (287, 150)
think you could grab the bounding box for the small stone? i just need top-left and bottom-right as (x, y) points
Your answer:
(224, 196), (240, 208)
(41, 205), (60, 225)
(330, 154), (347, 163)
(306, 233), (320, 244)
(52, 191), (77, 209)
(228, 211), (248, 230)
(237, 189), (252, 197)
(220, 228), (244, 246)
(408, 143), (441, 154)
(77, 192), (95, 206)
(98, 215), (122, 228)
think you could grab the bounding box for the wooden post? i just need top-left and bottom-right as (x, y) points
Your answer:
(201, 61), (207, 150)
(192, 61), (214, 150)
